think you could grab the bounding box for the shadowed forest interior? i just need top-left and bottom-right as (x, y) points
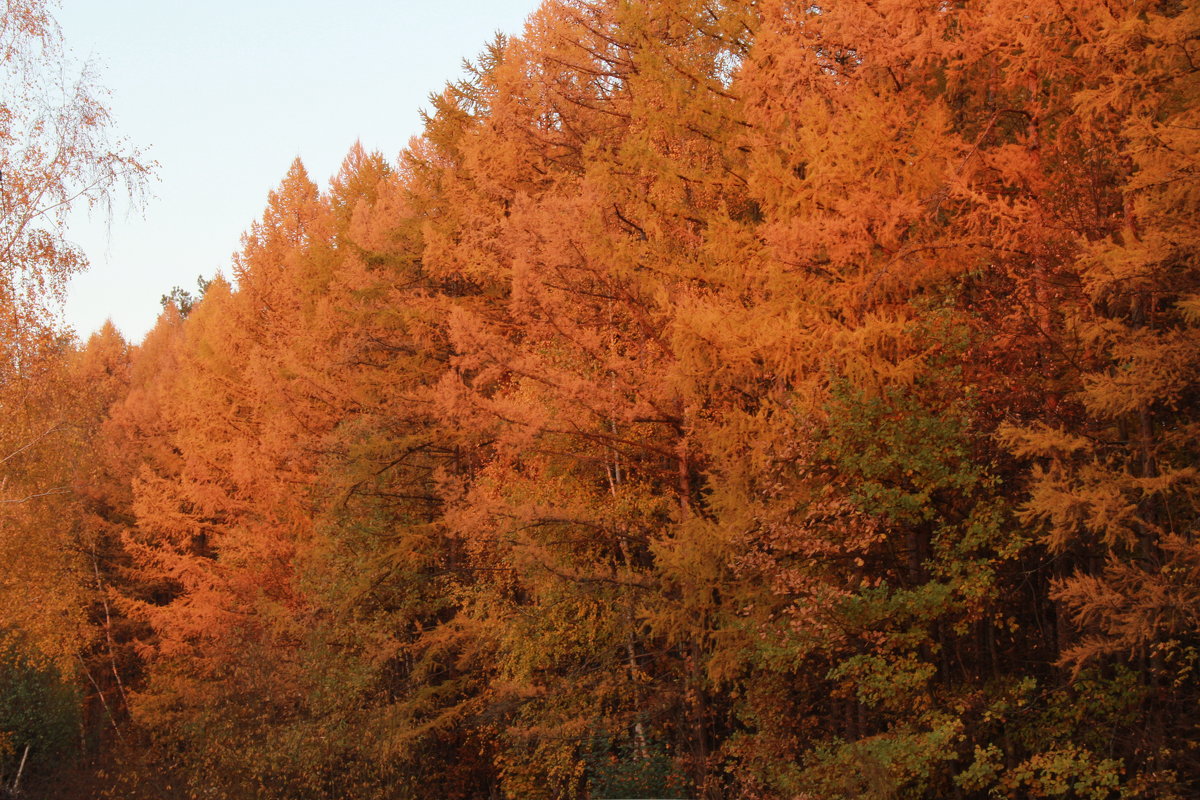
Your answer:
(1, 0), (1199, 798)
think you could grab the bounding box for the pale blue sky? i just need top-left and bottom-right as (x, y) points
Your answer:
(57, 0), (538, 342)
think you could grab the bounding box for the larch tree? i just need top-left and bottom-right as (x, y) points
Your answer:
(8, 0), (1194, 798)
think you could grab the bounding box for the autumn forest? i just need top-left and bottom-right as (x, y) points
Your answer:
(2, 0), (1199, 798)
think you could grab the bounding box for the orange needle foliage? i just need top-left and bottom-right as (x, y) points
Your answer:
(3, 0), (1200, 799)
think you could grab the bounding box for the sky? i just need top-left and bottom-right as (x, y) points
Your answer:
(56, 0), (538, 343)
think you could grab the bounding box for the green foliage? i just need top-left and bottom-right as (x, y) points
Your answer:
(795, 713), (964, 800)
(159, 274), (213, 318)
(0, 631), (81, 783)
(821, 380), (981, 526)
(585, 735), (690, 800)
(997, 747), (1124, 800)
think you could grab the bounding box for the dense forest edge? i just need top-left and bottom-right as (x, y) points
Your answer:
(2, 0), (1199, 798)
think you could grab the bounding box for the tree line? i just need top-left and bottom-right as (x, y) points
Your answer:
(1, 0), (1198, 798)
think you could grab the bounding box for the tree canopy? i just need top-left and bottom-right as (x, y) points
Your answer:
(3, 0), (1199, 798)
